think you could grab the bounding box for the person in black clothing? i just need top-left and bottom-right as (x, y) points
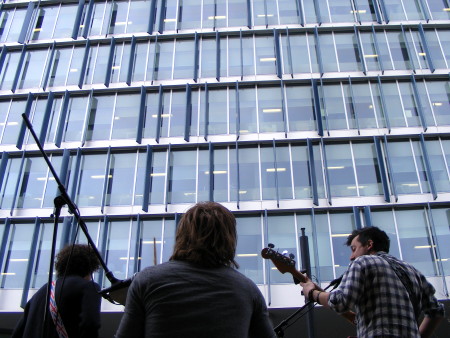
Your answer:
(12, 244), (102, 338)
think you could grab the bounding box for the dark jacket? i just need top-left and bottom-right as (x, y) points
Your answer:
(12, 275), (101, 338)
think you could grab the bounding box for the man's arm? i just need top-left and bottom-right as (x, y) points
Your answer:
(419, 315), (443, 338)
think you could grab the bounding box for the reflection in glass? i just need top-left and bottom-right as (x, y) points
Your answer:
(286, 85), (316, 131)
(137, 219), (163, 272)
(149, 151), (167, 205)
(86, 95), (114, 141)
(353, 143), (383, 196)
(111, 93), (140, 139)
(1, 223), (34, 288)
(387, 141), (421, 194)
(426, 140), (450, 193)
(75, 153), (107, 207)
(63, 96), (89, 142)
(168, 150), (197, 204)
(16, 157), (47, 209)
(104, 220), (131, 283)
(18, 50), (49, 90)
(105, 153), (137, 206)
(396, 209), (437, 276)
(430, 208), (450, 276)
(213, 148), (229, 202)
(325, 143), (357, 197)
(258, 87), (284, 132)
(267, 215), (297, 283)
(236, 216), (263, 284)
(330, 212), (355, 276)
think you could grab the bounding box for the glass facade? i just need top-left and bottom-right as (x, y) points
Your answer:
(0, 0), (449, 312)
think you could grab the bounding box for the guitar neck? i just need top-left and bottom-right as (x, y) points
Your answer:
(289, 269), (307, 283)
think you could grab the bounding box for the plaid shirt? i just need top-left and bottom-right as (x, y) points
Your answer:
(328, 252), (444, 338)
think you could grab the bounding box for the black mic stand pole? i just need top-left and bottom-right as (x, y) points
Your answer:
(299, 227), (315, 338)
(21, 114), (121, 336)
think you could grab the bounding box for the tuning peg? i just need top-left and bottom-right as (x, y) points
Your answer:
(289, 253), (295, 260)
(268, 243), (274, 248)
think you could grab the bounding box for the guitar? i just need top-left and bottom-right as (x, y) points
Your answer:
(261, 244), (307, 283)
(261, 244), (356, 326)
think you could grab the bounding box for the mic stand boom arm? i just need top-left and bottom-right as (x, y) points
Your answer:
(21, 113), (121, 287)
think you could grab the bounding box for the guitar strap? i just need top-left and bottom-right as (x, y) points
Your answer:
(378, 254), (420, 323)
(49, 280), (69, 338)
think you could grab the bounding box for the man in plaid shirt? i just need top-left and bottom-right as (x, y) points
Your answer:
(300, 226), (444, 337)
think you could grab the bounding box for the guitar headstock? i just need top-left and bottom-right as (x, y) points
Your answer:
(261, 243), (307, 283)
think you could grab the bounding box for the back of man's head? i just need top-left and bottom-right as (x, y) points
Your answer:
(55, 244), (100, 278)
(346, 226), (390, 253)
(171, 202), (238, 268)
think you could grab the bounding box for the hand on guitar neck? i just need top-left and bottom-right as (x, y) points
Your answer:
(261, 244), (356, 326)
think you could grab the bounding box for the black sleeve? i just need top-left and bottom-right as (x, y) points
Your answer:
(79, 282), (102, 338)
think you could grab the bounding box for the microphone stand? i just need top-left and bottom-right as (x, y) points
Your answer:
(273, 277), (342, 338)
(21, 114), (126, 336)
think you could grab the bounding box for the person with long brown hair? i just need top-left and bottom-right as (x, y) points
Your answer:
(116, 201), (275, 338)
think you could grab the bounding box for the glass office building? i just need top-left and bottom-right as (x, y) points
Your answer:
(0, 0), (449, 335)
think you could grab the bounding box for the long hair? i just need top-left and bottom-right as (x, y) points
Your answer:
(170, 202), (239, 268)
(55, 244), (100, 278)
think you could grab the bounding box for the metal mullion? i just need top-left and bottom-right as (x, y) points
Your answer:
(164, 144), (171, 211)
(312, 79), (324, 136)
(319, 78), (329, 135)
(0, 152), (9, 189)
(11, 44), (27, 93)
(72, 0), (86, 40)
(373, 136), (390, 202)
(39, 91), (54, 145)
(314, 27), (324, 76)
(371, 0), (383, 23)
(204, 82), (209, 140)
(239, 30), (244, 80)
(20, 217), (41, 309)
(104, 37), (116, 87)
(10, 152), (26, 216)
(419, 134), (437, 200)
(148, 0), (157, 34)
(16, 92), (34, 150)
(184, 83), (192, 142)
(351, 0), (361, 24)
(371, 25), (384, 73)
(0, 219), (11, 277)
(158, 0), (166, 34)
(55, 90), (70, 148)
(310, 209), (321, 282)
(98, 216), (109, 288)
(216, 31), (220, 81)
(60, 216), (73, 249)
(0, 46), (8, 72)
(347, 77), (360, 134)
(235, 81), (240, 140)
(209, 142), (213, 202)
(81, 89), (94, 147)
(285, 28), (294, 78)
(295, 0), (304, 26)
(377, 0), (389, 23)
(142, 145), (152, 212)
(417, 0), (430, 22)
(354, 26), (367, 75)
(246, 0), (252, 28)
(132, 214), (142, 274)
(272, 139), (280, 208)
(82, 0), (95, 38)
(263, 209), (270, 302)
(194, 32), (199, 82)
(18, 1), (35, 44)
(353, 207), (362, 230)
(418, 24), (435, 73)
(321, 139), (332, 205)
(307, 139), (319, 206)
(155, 85), (163, 143)
(312, 0), (322, 25)
(101, 147), (112, 214)
(383, 135), (398, 202)
(126, 35), (137, 86)
(69, 148), (82, 201)
(280, 80), (287, 137)
(136, 86), (146, 144)
(377, 76), (391, 132)
(426, 204), (449, 297)
(410, 75), (427, 131)
(273, 29), (282, 79)
(42, 42), (56, 91)
(236, 140), (240, 209)
(363, 206), (372, 227)
(78, 39), (91, 89)
(400, 25), (416, 73)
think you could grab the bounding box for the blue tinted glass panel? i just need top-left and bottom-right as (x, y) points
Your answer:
(168, 150), (197, 204)
(86, 95), (114, 141)
(236, 216), (263, 284)
(111, 93), (140, 139)
(105, 153), (137, 206)
(258, 87), (284, 133)
(325, 143), (357, 197)
(149, 151), (167, 205)
(353, 143), (384, 196)
(76, 153), (108, 207)
(63, 96), (89, 142)
(286, 85), (316, 131)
